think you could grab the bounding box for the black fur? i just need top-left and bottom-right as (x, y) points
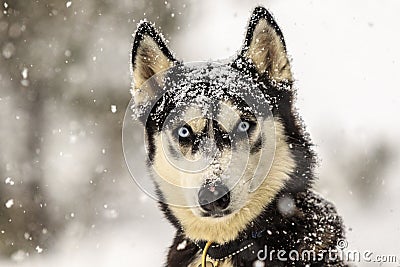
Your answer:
(131, 6), (346, 267)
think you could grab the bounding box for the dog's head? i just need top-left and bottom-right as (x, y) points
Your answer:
(129, 7), (313, 243)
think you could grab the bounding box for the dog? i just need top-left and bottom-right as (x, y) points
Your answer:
(129, 6), (346, 267)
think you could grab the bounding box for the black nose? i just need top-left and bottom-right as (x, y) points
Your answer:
(198, 183), (230, 213)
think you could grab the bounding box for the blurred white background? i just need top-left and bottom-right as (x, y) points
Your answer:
(0, 0), (399, 266)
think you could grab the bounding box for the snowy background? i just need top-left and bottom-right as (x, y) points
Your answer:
(0, 0), (399, 266)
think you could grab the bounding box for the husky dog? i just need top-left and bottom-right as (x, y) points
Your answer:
(129, 6), (346, 267)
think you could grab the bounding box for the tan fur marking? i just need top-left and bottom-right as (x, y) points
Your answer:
(217, 101), (241, 132)
(188, 118), (207, 133)
(153, 135), (203, 189)
(245, 19), (292, 82)
(170, 119), (296, 244)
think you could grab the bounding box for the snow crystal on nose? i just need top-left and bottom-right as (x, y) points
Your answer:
(198, 137), (218, 155)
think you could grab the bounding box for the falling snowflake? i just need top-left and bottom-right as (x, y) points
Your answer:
(21, 67), (28, 79)
(111, 105), (117, 113)
(35, 246), (43, 253)
(5, 177), (15, 185)
(5, 199), (14, 208)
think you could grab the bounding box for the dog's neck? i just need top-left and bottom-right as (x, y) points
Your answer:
(193, 225), (266, 262)
(181, 191), (302, 263)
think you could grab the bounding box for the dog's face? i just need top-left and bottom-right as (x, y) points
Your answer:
(140, 63), (277, 215)
(130, 7), (302, 243)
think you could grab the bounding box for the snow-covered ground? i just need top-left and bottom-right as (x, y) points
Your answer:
(1, 0), (399, 266)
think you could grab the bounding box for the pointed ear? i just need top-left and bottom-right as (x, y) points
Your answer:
(131, 21), (177, 89)
(239, 7), (292, 83)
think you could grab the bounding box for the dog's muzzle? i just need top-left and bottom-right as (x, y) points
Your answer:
(198, 182), (230, 214)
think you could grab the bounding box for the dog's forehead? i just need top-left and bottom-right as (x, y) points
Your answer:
(165, 63), (255, 97)
(180, 100), (242, 132)
(138, 63), (270, 129)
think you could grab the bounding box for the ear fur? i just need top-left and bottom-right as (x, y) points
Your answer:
(131, 21), (176, 89)
(239, 7), (293, 83)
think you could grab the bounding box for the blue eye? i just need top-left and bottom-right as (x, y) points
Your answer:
(178, 127), (190, 138)
(238, 121), (250, 132)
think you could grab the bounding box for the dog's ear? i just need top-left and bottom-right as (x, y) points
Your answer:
(238, 7), (292, 83)
(131, 21), (176, 90)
